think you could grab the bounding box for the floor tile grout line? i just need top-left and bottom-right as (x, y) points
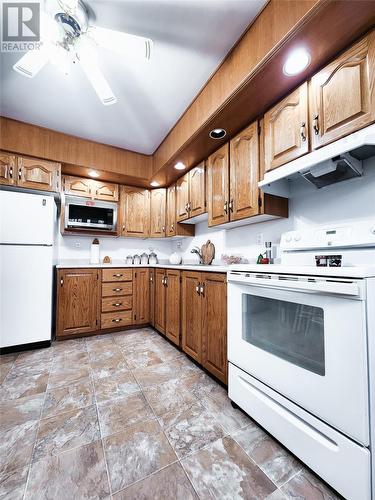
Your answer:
(22, 348), (54, 500)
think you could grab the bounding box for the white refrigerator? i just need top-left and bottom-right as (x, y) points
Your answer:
(0, 190), (56, 350)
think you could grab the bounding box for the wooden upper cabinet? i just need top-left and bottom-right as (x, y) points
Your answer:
(201, 273), (227, 384)
(310, 31), (375, 149)
(150, 188), (166, 237)
(189, 162), (206, 218)
(165, 269), (181, 347)
(90, 180), (119, 201)
(181, 271), (202, 363)
(63, 176), (92, 197)
(264, 82), (309, 171)
(63, 175), (118, 201)
(56, 268), (99, 337)
(166, 184), (177, 236)
(17, 157), (61, 192)
(154, 268), (166, 334)
(133, 268), (150, 324)
(176, 173), (189, 222)
(0, 152), (16, 185)
(229, 121), (259, 221)
(120, 186), (150, 237)
(207, 143), (230, 227)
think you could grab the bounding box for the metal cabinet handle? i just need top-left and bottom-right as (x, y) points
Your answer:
(18, 167), (22, 180)
(113, 273), (123, 277)
(150, 275), (153, 283)
(224, 201), (228, 214)
(313, 115), (319, 135)
(200, 284), (205, 296)
(187, 201), (191, 212)
(122, 225), (125, 231)
(60, 278), (64, 286)
(113, 288), (122, 292)
(164, 276), (168, 287)
(9, 166), (13, 177)
(112, 318), (122, 323)
(171, 223), (174, 231)
(229, 199), (234, 212)
(162, 226), (166, 233)
(300, 122), (306, 141)
(196, 282), (201, 295)
(113, 303), (122, 307)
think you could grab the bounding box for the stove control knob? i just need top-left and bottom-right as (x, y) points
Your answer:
(294, 233), (302, 242)
(285, 234), (292, 243)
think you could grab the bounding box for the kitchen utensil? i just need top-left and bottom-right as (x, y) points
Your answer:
(201, 240), (215, 265)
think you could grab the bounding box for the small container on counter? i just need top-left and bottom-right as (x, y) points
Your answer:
(126, 255), (133, 265)
(133, 254), (141, 265)
(149, 251), (158, 265)
(141, 252), (149, 265)
(90, 238), (100, 264)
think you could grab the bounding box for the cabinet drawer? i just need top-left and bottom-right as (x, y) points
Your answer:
(101, 310), (133, 329)
(102, 269), (133, 283)
(101, 296), (132, 313)
(102, 281), (132, 297)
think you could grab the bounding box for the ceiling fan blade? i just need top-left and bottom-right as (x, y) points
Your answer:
(78, 44), (117, 105)
(13, 46), (52, 78)
(88, 26), (153, 61)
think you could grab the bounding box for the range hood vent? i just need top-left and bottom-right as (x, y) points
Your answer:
(259, 124), (375, 193)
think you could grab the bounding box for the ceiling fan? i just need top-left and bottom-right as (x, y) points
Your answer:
(13, 0), (153, 105)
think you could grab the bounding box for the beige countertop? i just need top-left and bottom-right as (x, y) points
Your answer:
(56, 260), (229, 273)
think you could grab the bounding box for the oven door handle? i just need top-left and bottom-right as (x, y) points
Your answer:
(228, 275), (360, 297)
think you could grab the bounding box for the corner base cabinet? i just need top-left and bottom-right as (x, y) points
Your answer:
(182, 271), (227, 383)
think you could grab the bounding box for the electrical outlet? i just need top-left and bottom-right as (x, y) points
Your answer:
(256, 233), (264, 245)
(74, 241), (81, 248)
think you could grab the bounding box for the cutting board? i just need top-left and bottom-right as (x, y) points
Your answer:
(201, 240), (215, 265)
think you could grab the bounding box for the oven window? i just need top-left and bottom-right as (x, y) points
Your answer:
(242, 294), (325, 376)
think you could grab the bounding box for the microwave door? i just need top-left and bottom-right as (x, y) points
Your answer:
(65, 197), (117, 231)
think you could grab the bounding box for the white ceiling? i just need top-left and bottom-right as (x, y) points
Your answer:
(0, 0), (266, 154)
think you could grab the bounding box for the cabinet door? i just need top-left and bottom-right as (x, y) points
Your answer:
(264, 82), (309, 171)
(310, 32), (375, 149)
(56, 269), (100, 337)
(166, 184), (177, 236)
(181, 271), (202, 362)
(165, 270), (181, 347)
(154, 269), (166, 334)
(91, 180), (119, 201)
(176, 173), (189, 222)
(63, 176), (92, 198)
(189, 162), (206, 218)
(18, 157), (61, 192)
(150, 189), (166, 237)
(133, 268), (150, 324)
(0, 152), (16, 185)
(207, 143), (229, 227)
(229, 121), (260, 221)
(121, 186), (150, 237)
(149, 269), (155, 327)
(201, 273), (227, 384)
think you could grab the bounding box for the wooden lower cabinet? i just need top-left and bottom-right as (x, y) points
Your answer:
(133, 268), (150, 324)
(154, 269), (167, 334)
(56, 269), (100, 338)
(182, 271), (227, 383)
(165, 269), (181, 346)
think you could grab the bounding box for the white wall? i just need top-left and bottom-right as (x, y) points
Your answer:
(58, 158), (375, 263)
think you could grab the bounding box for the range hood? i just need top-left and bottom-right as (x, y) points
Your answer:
(259, 124), (375, 192)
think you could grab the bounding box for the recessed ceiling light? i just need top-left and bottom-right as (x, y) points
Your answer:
(283, 48), (311, 76)
(209, 128), (226, 140)
(174, 162), (186, 170)
(150, 181), (160, 187)
(88, 170), (100, 178)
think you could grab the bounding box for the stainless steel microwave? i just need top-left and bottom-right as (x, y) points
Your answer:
(64, 195), (118, 232)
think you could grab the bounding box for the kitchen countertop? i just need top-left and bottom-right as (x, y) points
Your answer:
(56, 259), (229, 273)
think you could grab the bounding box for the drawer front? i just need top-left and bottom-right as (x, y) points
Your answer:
(101, 310), (133, 329)
(101, 296), (132, 313)
(102, 268), (133, 282)
(102, 281), (132, 297)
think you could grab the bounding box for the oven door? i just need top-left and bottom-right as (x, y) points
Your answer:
(228, 274), (369, 445)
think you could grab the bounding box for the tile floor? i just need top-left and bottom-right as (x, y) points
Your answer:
(0, 327), (341, 499)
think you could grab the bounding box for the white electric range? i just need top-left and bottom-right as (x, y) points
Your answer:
(228, 220), (375, 500)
